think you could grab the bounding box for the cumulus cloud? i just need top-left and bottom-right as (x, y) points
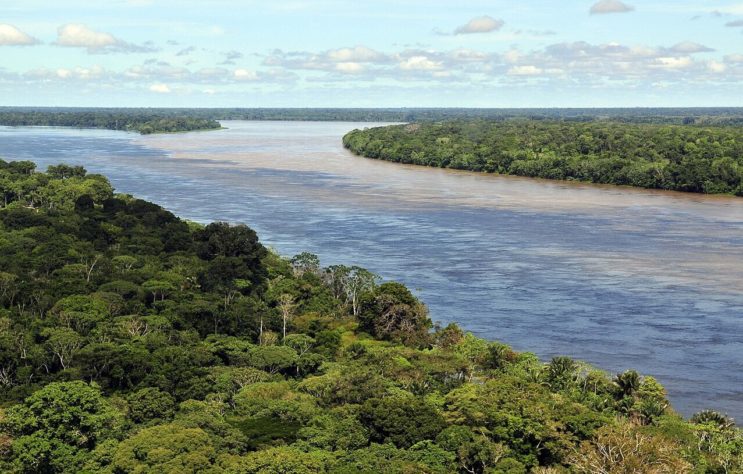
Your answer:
(55, 23), (156, 53)
(669, 42), (714, 54)
(13, 36), (742, 95)
(259, 39), (743, 86)
(263, 45), (391, 75)
(125, 63), (189, 80)
(56, 24), (117, 48)
(335, 62), (365, 74)
(24, 65), (107, 80)
(453, 16), (504, 35)
(507, 65), (543, 76)
(234, 68), (258, 80)
(399, 55), (442, 71)
(708, 60), (727, 73)
(0, 24), (39, 46)
(654, 57), (693, 69)
(149, 83), (171, 93)
(590, 0), (634, 15)
(327, 45), (385, 62)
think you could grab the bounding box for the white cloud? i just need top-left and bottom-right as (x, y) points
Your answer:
(669, 42), (714, 54)
(654, 57), (693, 69)
(56, 23), (118, 48)
(399, 56), (442, 71)
(454, 16), (504, 35)
(0, 24), (39, 46)
(149, 83), (171, 93)
(448, 49), (489, 62)
(327, 46), (384, 62)
(508, 65), (543, 76)
(24, 65), (106, 81)
(126, 64), (189, 79)
(335, 62), (365, 74)
(262, 46), (389, 75)
(234, 68), (258, 80)
(589, 0), (634, 15)
(708, 61), (727, 73)
(725, 19), (743, 27)
(55, 23), (155, 53)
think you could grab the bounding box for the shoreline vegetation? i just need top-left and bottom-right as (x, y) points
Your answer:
(343, 120), (743, 196)
(0, 161), (741, 473)
(2, 106), (742, 195)
(2, 106), (743, 125)
(0, 110), (221, 135)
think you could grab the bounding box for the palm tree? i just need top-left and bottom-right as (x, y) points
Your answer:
(614, 370), (641, 398)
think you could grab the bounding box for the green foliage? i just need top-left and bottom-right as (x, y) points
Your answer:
(108, 423), (220, 473)
(0, 109), (220, 134)
(358, 282), (432, 346)
(126, 387), (176, 424)
(343, 120), (743, 195)
(359, 395), (447, 448)
(2, 381), (122, 473)
(0, 164), (738, 473)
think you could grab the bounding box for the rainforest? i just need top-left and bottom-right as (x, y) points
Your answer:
(0, 160), (740, 473)
(343, 120), (743, 195)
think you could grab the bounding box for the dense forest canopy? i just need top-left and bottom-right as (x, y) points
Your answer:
(2, 106), (743, 125)
(0, 110), (221, 135)
(0, 160), (740, 473)
(343, 120), (743, 195)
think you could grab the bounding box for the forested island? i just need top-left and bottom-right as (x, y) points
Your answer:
(343, 121), (743, 195)
(0, 160), (740, 473)
(0, 110), (221, 135)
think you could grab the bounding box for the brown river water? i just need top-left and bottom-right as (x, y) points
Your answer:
(2, 120), (742, 419)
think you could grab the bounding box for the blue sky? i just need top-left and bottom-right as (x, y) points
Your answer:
(1, 0), (742, 107)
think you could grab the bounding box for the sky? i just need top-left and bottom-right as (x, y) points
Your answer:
(1, 0), (742, 107)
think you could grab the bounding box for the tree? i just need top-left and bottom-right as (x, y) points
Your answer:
(344, 266), (378, 317)
(2, 381), (122, 473)
(126, 387), (176, 424)
(358, 282), (432, 346)
(109, 423), (219, 473)
(437, 425), (508, 474)
(298, 407), (370, 451)
(277, 293), (296, 340)
(546, 356), (578, 391)
(359, 396), (446, 448)
(570, 423), (693, 473)
(41, 327), (83, 371)
(247, 345), (298, 374)
(229, 446), (334, 474)
(290, 252), (320, 276)
(614, 370), (641, 398)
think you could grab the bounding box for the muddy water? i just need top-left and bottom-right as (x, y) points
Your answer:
(2, 121), (742, 419)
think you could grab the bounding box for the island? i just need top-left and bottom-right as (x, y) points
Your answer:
(343, 120), (743, 196)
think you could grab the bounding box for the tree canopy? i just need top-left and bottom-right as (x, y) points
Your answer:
(343, 120), (743, 195)
(0, 161), (739, 473)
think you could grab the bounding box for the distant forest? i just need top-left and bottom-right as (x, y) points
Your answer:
(2, 106), (743, 126)
(344, 120), (743, 196)
(0, 110), (221, 135)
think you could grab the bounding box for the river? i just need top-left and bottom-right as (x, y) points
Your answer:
(1, 121), (742, 419)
